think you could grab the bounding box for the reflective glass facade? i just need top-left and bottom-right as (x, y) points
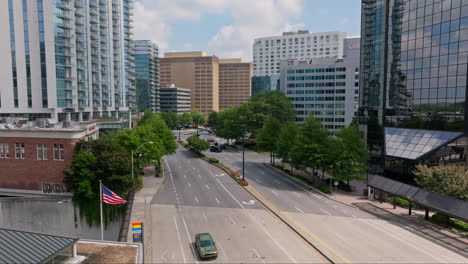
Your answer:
(360, 0), (468, 180)
(135, 40), (159, 113)
(251, 75), (280, 95)
(37, 0), (48, 108)
(8, 0), (18, 108)
(22, 0), (32, 108)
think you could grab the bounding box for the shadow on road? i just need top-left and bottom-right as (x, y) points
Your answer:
(353, 202), (468, 259)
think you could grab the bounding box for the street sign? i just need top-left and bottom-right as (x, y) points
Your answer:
(334, 181), (339, 186)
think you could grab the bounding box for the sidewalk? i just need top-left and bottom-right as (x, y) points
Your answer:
(126, 165), (164, 263)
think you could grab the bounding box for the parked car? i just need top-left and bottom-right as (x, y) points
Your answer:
(207, 138), (214, 142)
(195, 233), (218, 260)
(220, 144), (227, 150)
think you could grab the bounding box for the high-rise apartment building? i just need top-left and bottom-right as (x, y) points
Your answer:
(135, 40), (159, 113)
(0, 0), (135, 126)
(359, 0), (467, 181)
(159, 84), (191, 114)
(123, 0), (136, 116)
(253, 30), (347, 76)
(282, 38), (360, 130)
(219, 59), (252, 110)
(160, 52), (219, 115)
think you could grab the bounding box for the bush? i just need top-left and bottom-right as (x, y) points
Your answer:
(387, 196), (423, 210)
(431, 212), (449, 224)
(209, 157), (219, 163)
(239, 179), (248, 186)
(318, 185), (331, 194)
(450, 219), (468, 232)
(296, 175), (313, 185)
(232, 171), (238, 177)
(324, 178), (352, 192)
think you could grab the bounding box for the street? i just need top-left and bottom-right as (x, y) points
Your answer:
(150, 143), (328, 263)
(181, 129), (468, 263)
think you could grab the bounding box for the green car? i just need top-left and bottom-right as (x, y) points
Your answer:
(195, 233), (218, 260)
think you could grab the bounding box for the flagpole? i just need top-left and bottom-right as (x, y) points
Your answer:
(100, 180), (104, 241)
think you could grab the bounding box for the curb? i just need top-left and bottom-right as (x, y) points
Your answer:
(264, 163), (359, 209)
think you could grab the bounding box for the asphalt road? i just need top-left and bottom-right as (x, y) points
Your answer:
(150, 143), (328, 263)
(186, 130), (468, 263)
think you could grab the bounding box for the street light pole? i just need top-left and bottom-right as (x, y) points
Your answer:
(131, 141), (154, 179)
(242, 135), (245, 181)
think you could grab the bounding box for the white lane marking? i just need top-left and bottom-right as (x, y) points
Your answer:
(241, 200), (255, 205)
(255, 178), (262, 184)
(271, 190), (279, 196)
(173, 216), (187, 264)
(181, 215), (199, 264)
(227, 215), (237, 225)
(333, 205), (337, 209)
(184, 174), (186, 179)
(217, 242), (227, 257)
(320, 208), (331, 216)
(295, 207), (305, 214)
(205, 184), (210, 190)
(198, 174), (201, 178)
(213, 177), (297, 263)
(179, 166), (182, 169)
(202, 212), (208, 222)
(195, 196), (198, 204)
(261, 171), (265, 175)
(359, 219), (451, 263)
(274, 179), (281, 184)
(294, 193), (301, 198)
(252, 248), (266, 264)
(193, 167), (196, 170)
(215, 197), (220, 204)
(188, 182), (191, 187)
(161, 249), (168, 262)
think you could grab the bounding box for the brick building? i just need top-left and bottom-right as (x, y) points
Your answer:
(219, 59), (252, 110)
(0, 119), (98, 193)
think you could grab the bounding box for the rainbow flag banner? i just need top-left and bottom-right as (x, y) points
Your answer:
(132, 222), (142, 232)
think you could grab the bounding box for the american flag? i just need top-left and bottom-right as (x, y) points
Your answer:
(102, 184), (127, 205)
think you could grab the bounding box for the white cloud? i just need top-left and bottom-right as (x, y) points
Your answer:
(183, 43), (193, 49)
(135, 0), (305, 61)
(340, 17), (350, 25)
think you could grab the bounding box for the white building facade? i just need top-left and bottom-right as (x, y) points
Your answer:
(281, 38), (360, 131)
(253, 30), (347, 76)
(0, 0), (135, 125)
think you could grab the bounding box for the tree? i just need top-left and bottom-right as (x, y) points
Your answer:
(158, 111), (178, 129)
(256, 116), (282, 164)
(179, 112), (193, 126)
(207, 111), (218, 128)
(331, 124), (369, 185)
(216, 107), (243, 143)
(64, 139), (133, 203)
(187, 135), (210, 153)
(191, 110), (206, 127)
(291, 116), (329, 178)
(245, 90), (295, 130)
(276, 123), (298, 170)
(414, 165), (468, 201)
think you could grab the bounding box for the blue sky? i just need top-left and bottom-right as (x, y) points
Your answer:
(134, 0), (361, 61)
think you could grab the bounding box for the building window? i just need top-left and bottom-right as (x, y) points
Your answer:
(54, 144), (64, 161)
(0, 143), (9, 158)
(15, 143), (25, 159)
(37, 144), (48, 160)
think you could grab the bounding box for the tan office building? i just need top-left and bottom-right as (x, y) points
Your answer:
(219, 59), (253, 110)
(160, 52), (219, 115)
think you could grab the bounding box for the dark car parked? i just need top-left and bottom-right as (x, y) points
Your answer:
(210, 145), (222, 153)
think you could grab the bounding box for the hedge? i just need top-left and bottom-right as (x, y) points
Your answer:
(324, 178), (352, 192)
(431, 213), (468, 232)
(209, 157), (219, 163)
(318, 185), (331, 194)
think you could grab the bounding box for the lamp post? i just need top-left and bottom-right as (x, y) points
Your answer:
(131, 141), (153, 179)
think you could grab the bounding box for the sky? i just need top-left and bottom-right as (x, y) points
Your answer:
(134, 0), (362, 62)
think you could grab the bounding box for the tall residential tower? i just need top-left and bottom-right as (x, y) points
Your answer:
(135, 40), (159, 113)
(0, 0), (135, 126)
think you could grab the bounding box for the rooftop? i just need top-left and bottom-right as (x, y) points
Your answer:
(0, 118), (97, 132)
(164, 51), (207, 58)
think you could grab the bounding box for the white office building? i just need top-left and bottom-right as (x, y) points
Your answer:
(281, 37), (360, 131)
(253, 30), (347, 76)
(0, 0), (135, 126)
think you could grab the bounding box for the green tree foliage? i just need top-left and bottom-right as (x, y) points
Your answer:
(139, 113), (177, 155)
(187, 135), (210, 153)
(276, 123), (298, 169)
(414, 165), (468, 201)
(179, 112), (193, 126)
(158, 111), (179, 129)
(216, 107), (243, 141)
(245, 90), (295, 130)
(64, 139), (133, 203)
(331, 124), (369, 184)
(191, 110), (206, 126)
(256, 116), (282, 163)
(207, 111), (218, 128)
(291, 117), (329, 174)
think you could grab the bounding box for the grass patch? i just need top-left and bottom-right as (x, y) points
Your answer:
(209, 157), (219, 163)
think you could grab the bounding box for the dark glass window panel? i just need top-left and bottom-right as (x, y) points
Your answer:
(442, 10), (451, 22)
(460, 29), (468, 40)
(440, 54), (449, 65)
(442, 21), (451, 33)
(448, 54), (458, 64)
(439, 65), (448, 76)
(425, 15), (434, 26)
(461, 6), (468, 18)
(430, 88), (439, 98)
(453, 0), (461, 8)
(440, 44), (450, 55)
(426, 4), (434, 15)
(432, 45), (440, 56)
(451, 8), (461, 20)
(450, 19), (460, 31)
(422, 67), (431, 78)
(457, 76), (467, 86)
(424, 25), (433, 37)
(459, 40), (468, 52)
(433, 23), (441, 34)
(461, 17), (468, 29)
(457, 86), (466, 97)
(447, 87), (457, 97)
(434, 1), (443, 13)
(438, 87), (447, 97)
(441, 32), (450, 44)
(423, 57), (432, 68)
(433, 12), (442, 23)
(457, 63), (467, 75)
(439, 76), (448, 87)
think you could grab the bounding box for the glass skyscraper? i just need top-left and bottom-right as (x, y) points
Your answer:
(360, 0), (468, 182)
(0, 0), (135, 126)
(135, 40), (159, 113)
